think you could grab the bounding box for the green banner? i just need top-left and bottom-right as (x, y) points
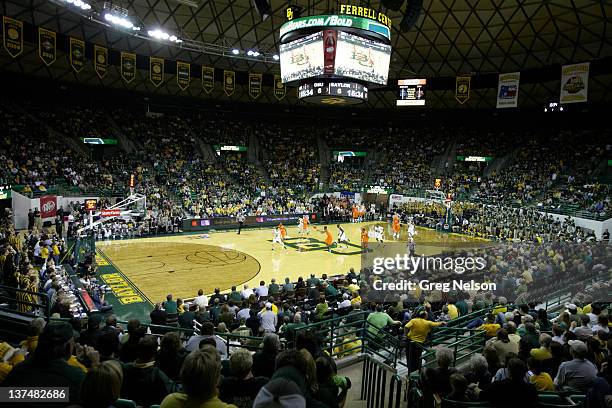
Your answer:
(456, 155), (493, 162)
(333, 151), (367, 157)
(280, 14), (391, 41)
(83, 138), (118, 145)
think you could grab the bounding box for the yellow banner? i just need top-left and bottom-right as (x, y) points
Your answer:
(150, 57), (164, 87)
(274, 75), (286, 100)
(69, 37), (85, 73)
(455, 76), (471, 104)
(177, 61), (190, 91)
(249, 73), (262, 99)
(121, 52), (137, 83)
(38, 28), (56, 66)
(2, 17), (23, 58)
(201, 66), (214, 94)
(224, 70), (235, 96)
(93, 45), (108, 78)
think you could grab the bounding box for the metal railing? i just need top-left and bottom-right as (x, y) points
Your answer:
(0, 284), (51, 318)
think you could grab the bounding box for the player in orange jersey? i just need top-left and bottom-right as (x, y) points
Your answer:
(317, 225), (334, 252)
(278, 223), (287, 239)
(361, 227), (369, 253)
(392, 213), (401, 240)
(352, 205), (359, 223)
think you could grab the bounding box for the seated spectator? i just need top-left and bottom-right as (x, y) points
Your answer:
(315, 355), (351, 408)
(193, 288), (209, 310)
(252, 333), (281, 379)
(80, 360), (123, 408)
(461, 354), (491, 390)
(530, 333), (553, 361)
(122, 335), (176, 406)
(421, 347), (456, 399)
(150, 303), (168, 326)
(478, 314), (501, 338)
(479, 358), (537, 407)
(3, 322), (88, 405)
(156, 332), (188, 381)
(253, 378), (306, 408)
(527, 357), (554, 391)
(160, 345), (236, 408)
(519, 322), (540, 359)
(554, 339), (597, 392)
(447, 373), (471, 402)
(164, 294), (178, 314)
(486, 329), (519, 367)
(219, 348), (269, 407)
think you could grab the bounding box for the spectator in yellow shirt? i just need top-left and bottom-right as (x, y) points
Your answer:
(530, 333), (553, 361)
(478, 314), (501, 338)
(404, 311), (445, 371)
(446, 303), (459, 320)
(527, 357), (554, 391)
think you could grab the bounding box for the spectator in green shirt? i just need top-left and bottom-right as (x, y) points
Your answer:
(229, 286), (242, 302)
(307, 273), (320, 287)
(323, 282), (338, 299)
(164, 294), (178, 314)
(268, 278), (280, 296)
(367, 304), (401, 342)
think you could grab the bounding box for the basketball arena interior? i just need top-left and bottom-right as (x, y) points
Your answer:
(0, 1), (611, 407)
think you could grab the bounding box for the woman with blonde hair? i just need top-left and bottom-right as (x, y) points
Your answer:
(80, 360), (123, 408)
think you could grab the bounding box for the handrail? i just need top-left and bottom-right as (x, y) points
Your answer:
(0, 284), (51, 317)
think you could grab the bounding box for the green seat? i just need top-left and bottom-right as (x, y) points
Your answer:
(149, 406), (161, 408)
(536, 393), (574, 407)
(568, 394), (585, 406)
(114, 399), (137, 408)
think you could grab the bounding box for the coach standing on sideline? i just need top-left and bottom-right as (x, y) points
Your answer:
(237, 212), (245, 235)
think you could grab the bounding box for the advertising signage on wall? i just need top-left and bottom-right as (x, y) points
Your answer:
(184, 213), (318, 231)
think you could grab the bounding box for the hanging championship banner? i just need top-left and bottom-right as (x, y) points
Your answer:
(201, 66), (214, 94)
(121, 52), (137, 83)
(69, 38), (85, 73)
(560, 62), (589, 104)
(455, 76), (470, 104)
(93, 45), (108, 78)
(2, 17), (23, 58)
(38, 28), (56, 66)
(176, 61), (190, 91)
(273, 75), (286, 100)
(249, 73), (262, 99)
(496, 72), (520, 108)
(224, 70), (235, 96)
(202, 66), (214, 93)
(149, 57), (164, 87)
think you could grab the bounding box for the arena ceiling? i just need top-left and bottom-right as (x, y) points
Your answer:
(1, 0), (611, 108)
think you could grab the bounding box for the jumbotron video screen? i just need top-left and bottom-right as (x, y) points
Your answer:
(279, 31), (324, 83)
(334, 31), (392, 85)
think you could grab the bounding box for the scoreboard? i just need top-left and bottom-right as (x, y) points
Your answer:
(397, 79), (426, 106)
(298, 80), (368, 104)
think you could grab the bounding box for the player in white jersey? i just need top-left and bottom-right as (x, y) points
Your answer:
(374, 225), (385, 242)
(272, 226), (286, 250)
(407, 221), (416, 239)
(336, 224), (349, 248)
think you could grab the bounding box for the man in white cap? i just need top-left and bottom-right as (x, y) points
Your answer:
(554, 340), (597, 392)
(259, 302), (277, 333)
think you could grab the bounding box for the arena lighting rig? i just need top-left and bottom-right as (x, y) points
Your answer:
(279, 4), (393, 105)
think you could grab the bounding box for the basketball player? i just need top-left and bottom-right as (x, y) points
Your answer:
(337, 224), (349, 248)
(278, 223), (288, 240)
(302, 215), (311, 239)
(392, 213), (401, 240)
(272, 226), (286, 251)
(360, 227), (369, 253)
(318, 226), (334, 252)
(374, 224), (385, 245)
(407, 217), (417, 240)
